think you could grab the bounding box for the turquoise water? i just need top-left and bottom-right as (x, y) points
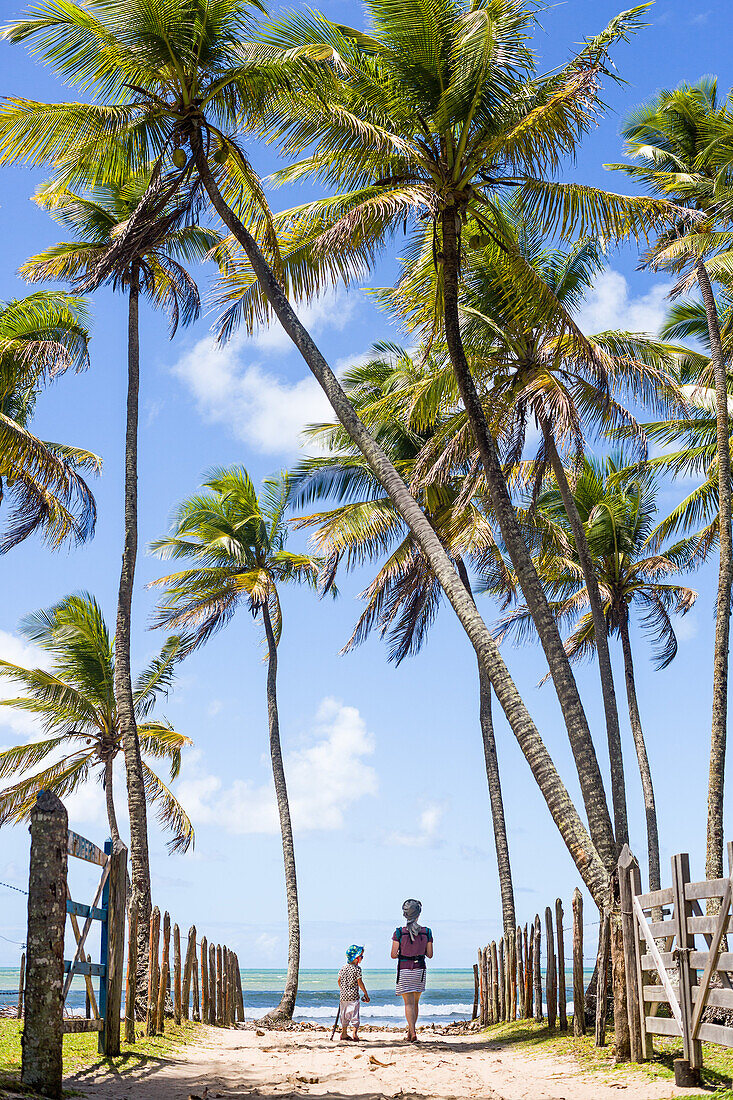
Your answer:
(0, 966), (584, 1025)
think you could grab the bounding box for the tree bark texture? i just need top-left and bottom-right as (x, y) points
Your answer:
(191, 132), (609, 905)
(697, 259), (732, 890)
(542, 424), (627, 848)
(261, 600), (300, 1021)
(114, 271), (152, 1008)
(619, 618), (661, 892)
(21, 790), (68, 1099)
(104, 753), (121, 848)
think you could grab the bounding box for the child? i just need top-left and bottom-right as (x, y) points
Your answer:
(338, 945), (370, 1041)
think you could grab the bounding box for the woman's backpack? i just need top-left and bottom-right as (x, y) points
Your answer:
(396, 926), (429, 980)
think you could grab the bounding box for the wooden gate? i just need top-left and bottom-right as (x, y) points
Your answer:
(63, 831), (127, 1054)
(622, 841), (733, 1085)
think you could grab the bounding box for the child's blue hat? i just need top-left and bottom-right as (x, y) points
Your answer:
(346, 944), (364, 962)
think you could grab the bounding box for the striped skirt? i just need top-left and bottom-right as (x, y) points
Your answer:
(396, 966), (426, 995)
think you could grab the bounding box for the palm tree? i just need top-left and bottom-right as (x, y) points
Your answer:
(498, 458), (697, 893)
(0, 592), (194, 852)
(21, 168), (220, 986)
(292, 345), (517, 935)
(1, 291), (99, 552)
(149, 467), (323, 1022)
(606, 78), (733, 885)
(0, 0), (612, 923)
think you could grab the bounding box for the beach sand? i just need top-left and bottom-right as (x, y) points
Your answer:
(66, 1024), (704, 1099)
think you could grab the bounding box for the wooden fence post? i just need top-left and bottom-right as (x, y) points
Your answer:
(512, 932), (519, 1016)
(209, 943), (217, 1025)
(102, 842), (127, 1055)
(192, 942), (200, 1021)
(545, 907), (557, 1030)
(556, 899), (567, 1031)
(618, 846), (644, 1062)
(491, 941), (499, 1023)
(533, 914), (543, 1022)
(21, 790), (67, 1100)
(182, 925), (196, 1021)
(572, 888), (585, 1036)
(498, 938), (505, 1021)
(595, 909), (611, 1048)
(483, 946), (490, 1025)
(125, 901), (138, 1044)
(526, 919), (530, 1012)
(472, 962), (479, 1020)
(146, 907), (160, 1036)
(671, 852), (702, 1086)
(156, 912), (170, 1034)
(201, 936), (209, 1024)
(16, 952), (25, 1019)
(509, 931), (517, 1021)
(173, 924), (182, 1025)
(217, 944), (224, 1025)
(235, 953), (244, 1022)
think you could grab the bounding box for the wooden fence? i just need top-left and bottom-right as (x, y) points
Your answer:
(620, 840), (733, 1087)
(474, 888), (601, 1037)
(130, 903), (245, 1041)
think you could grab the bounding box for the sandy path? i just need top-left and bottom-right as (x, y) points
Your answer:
(67, 1025), (703, 1100)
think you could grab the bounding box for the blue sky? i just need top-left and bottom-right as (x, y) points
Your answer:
(0, 0), (730, 972)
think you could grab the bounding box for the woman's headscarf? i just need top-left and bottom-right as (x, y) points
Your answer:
(402, 898), (422, 941)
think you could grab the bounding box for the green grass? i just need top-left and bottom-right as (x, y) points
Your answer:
(478, 1017), (733, 1095)
(0, 1018), (202, 1097)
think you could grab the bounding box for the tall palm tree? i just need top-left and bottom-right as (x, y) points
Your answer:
(0, 0), (613, 924)
(0, 592), (194, 851)
(497, 458), (697, 893)
(1, 291), (99, 552)
(292, 345), (517, 935)
(607, 78), (733, 885)
(150, 467), (324, 1022)
(21, 169), (219, 989)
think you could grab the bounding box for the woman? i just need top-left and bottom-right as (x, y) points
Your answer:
(391, 899), (433, 1042)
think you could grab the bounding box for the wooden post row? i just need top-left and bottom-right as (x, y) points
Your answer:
(572, 888), (585, 1036)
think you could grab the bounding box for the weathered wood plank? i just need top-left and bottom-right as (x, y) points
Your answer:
(64, 961), (106, 977)
(697, 1022), (733, 1047)
(102, 843), (127, 1055)
(685, 879), (729, 901)
(556, 899), (567, 1032)
(66, 901), (106, 921)
(124, 900), (137, 1044)
(63, 1017), (104, 1033)
(690, 951), (733, 971)
(688, 915), (733, 935)
(647, 919), (677, 938)
(641, 951), (675, 970)
(632, 896), (683, 1032)
(67, 830), (106, 867)
(645, 1016), (682, 1038)
(572, 889), (585, 1037)
(637, 888), (674, 909)
(642, 985), (671, 1002)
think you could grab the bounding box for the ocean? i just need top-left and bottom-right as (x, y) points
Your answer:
(1, 966), (583, 1026)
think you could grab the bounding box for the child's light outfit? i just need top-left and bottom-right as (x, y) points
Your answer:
(338, 962), (362, 1026)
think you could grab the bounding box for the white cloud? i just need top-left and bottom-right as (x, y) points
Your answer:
(388, 801), (446, 848)
(171, 289), (360, 455)
(176, 697), (377, 835)
(0, 630), (46, 741)
(575, 270), (672, 336)
(673, 612), (699, 643)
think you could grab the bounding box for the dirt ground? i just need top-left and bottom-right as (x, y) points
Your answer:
(66, 1024), (705, 1100)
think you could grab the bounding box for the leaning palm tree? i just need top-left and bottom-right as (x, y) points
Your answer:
(150, 467), (324, 1022)
(0, 592), (194, 852)
(498, 458), (697, 893)
(21, 168), (220, 981)
(1, 291), (99, 552)
(607, 77), (733, 885)
(292, 345), (517, 935)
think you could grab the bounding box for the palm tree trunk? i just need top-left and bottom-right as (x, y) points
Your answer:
(697, 260), (732, 888)
(103, 754), (121, 849)
(191, 133), (609, 907)
(260, 600), (299, 1022)
(439, 204), (616, 869)
(618, 617), (660, 892)
(114, 267), (151, 1013)
(455, 557), (516, 934)
(541, 423), (628, 848)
